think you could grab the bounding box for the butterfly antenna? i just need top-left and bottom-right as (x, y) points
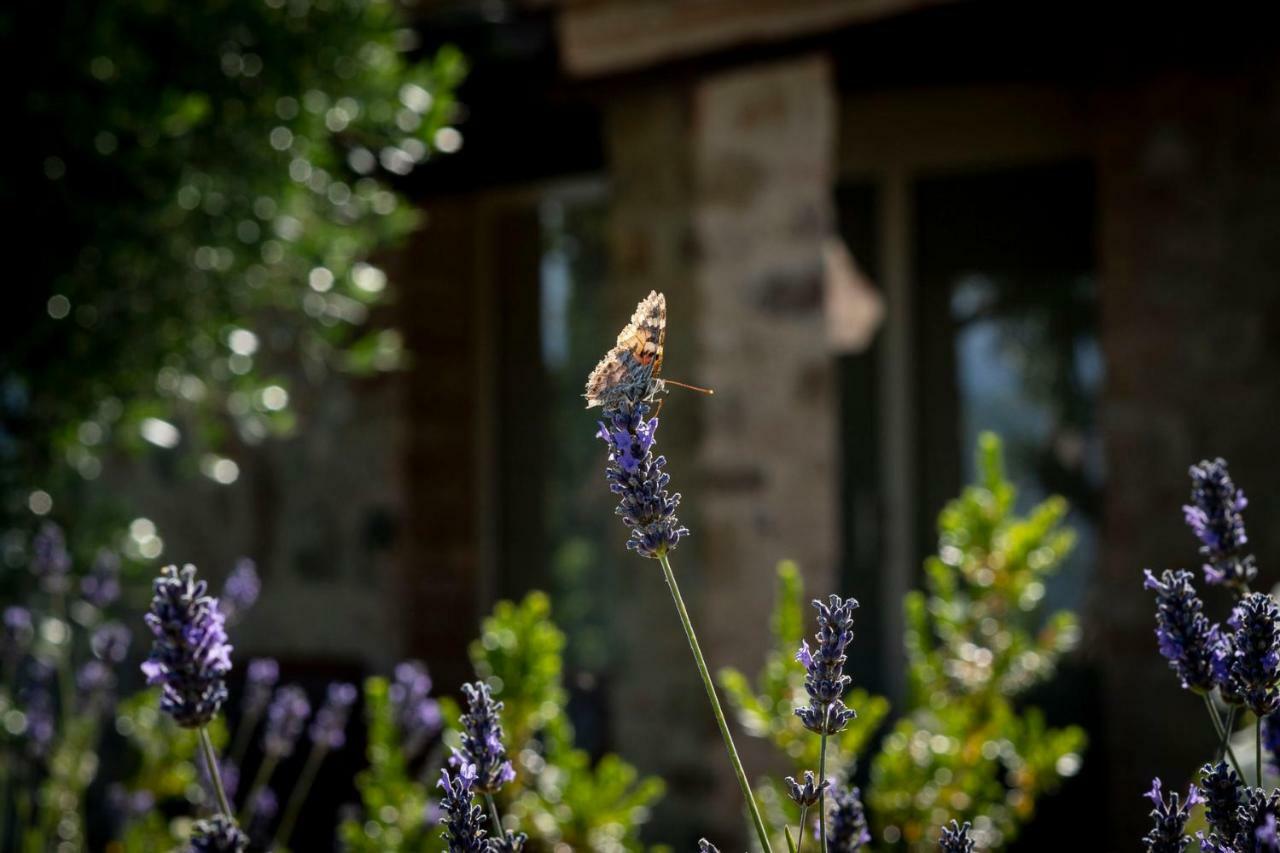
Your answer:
(664, 378), (715, 396)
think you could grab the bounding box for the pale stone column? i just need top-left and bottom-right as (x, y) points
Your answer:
(693, 53), (841, 839)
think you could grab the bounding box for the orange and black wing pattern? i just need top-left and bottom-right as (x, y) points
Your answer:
(584, 291), (666, 409)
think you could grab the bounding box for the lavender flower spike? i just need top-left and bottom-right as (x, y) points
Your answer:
(1198, 761), (1244, 845)
(1184, 458), (1256, 589)
(437, 764), (488, 853)
(310, 682), (358, 750)
(451, 681), (515, 793)
(220, 558), (260, 625)
(597, 400), (688, 558)
(242, 658), (279, 718)
(91, 621), (131, 663)
(187, 814), (248, 852)
(829, 785), (872, 852)
(1143, 778), (1200, 853)
(938, 820), (975, 853)
(390, 659), (442, 754)
(1143, 569), (1223, 694)
(698, 841), (721, 853)
(141, 564), (233, 727)
(262, 685), (311, 758)
(1224, 591), (1280, 715)
(2, 607), (34, 661)
(31, 521), (71, 593)
(82, 548), (121, 607)
(795, 595), (859, 735)
(784, 770), (828, 808)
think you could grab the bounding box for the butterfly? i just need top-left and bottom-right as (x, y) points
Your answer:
(584, 291), (712, 410)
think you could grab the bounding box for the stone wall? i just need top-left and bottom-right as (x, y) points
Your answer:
(602, 54), (841, 845)
(1092, 61), (1280, 840)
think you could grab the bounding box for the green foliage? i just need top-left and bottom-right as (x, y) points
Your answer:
(1, 0), (465, 545)
(869, 432), (1086, 849)
(721, 434), (1086, 851)
(112, 689), (231, 848)
(469, 591), (665, 852)
(340, 676), (434, 852)
(719, 561), (890, 851)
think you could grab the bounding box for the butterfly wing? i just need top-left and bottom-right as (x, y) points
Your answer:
(584, 291), (667, 408)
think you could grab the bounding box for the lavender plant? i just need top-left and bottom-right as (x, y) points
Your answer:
(590, 303), (772, 850)
(140, 562), (245, 846)
(722, 435), (1084, 851)
(0, 524), (141, 850)
(461, 591), (665, 851)
(1137, 456), (1280, 848)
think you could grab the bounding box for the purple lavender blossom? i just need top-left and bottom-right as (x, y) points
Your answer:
(81, 548), (121, 608)
(242, 658), (279, 718)
(31, 521), (71, 593)
(22, 679), (55, 759)
(77, 659), (115, 709)
(219, 559), (260, 625)
(451, 681), (515, 794)
(1199, 761), (1244, 845)
(107, 784), (156, 821)
(697, 842), (720, 853)
(795, 595), (858, 735)
(829, 785), (871, 852)
(309, 682), (358, 750)
(1184, 458), (1256, 589)
(1265, 714), (1280, 776)
(784, 770), (828, 808)
(141, 564), (233, 728)
(490, 829), (528, 852)
(1262, 814), (1280, 851)
(939, 820), (975, 853)
(1223, 591), (1280, 715)
(390, 659), (442, 754)
(91, 621), (131, 664)
(597, 401), (688, 558)
(437, 764), (488, 853)
(1143, 778), (1199, 853)
(1241, 789), (1280, 852)
(186, 814), (248, 852)
(1143, 569), (1224, 694)
(246, 786), (278, 844)
(2, 607), (34, 661)
(262, 684), (311, 758)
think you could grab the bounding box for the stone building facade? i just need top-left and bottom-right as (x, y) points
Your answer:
(138, 2), (1280, 847)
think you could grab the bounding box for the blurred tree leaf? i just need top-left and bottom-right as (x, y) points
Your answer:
(0, 0), (465, 554)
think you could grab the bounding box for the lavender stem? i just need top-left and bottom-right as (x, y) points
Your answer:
(199, 728), (234, 818)
(658, 552), (773, 852)
(1202, 694), (1245, 780)
(817, 734), (828, 853)
(274, 744), (326, 848)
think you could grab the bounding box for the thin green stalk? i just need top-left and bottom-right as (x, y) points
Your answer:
(1221, 705), (1238, 761)
(229, 706), (265, 769)
(658, 552), (774, 853)
(484, 793), (504, 838)
(817, 734), (828, 853)
(52, 592), (73, 730)
(1203, 694), (1245, 780)
(239, 753), (278, 825)
(274, 745), (327, 849)
(795, 805), (809, 853)
(1258, 716), (1263, 788)
(199, 728), (234, 818)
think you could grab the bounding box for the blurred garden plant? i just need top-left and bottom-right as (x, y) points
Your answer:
(1139, 457), (1280, 851)
(0, 524), (133, 851)
(719, 433), (1086, 850)
(1, 0), (465, 547)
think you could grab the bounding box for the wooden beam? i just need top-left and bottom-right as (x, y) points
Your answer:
(557, 0), (957, 78)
